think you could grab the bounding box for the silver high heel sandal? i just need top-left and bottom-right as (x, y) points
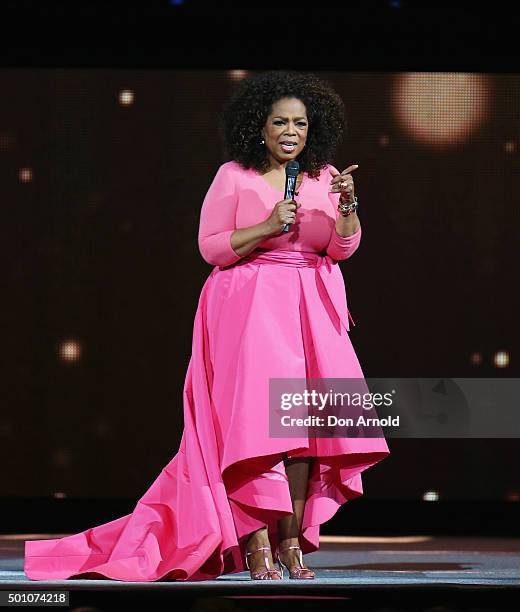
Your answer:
(245, 545), (283, 580)
(275, 545), (315, 579)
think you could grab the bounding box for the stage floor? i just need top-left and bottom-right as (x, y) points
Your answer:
(2, 534), (519, 610)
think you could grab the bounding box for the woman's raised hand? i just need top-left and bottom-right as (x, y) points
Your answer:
(264, 198), (302, 235)
(329, 164), (358, 202)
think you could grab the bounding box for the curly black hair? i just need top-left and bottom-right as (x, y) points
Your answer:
(220, 71), (345, 179)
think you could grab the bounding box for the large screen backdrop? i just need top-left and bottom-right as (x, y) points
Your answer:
(2, 69), (519, 501)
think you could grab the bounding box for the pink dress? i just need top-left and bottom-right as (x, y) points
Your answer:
(24, 160), (390, 582)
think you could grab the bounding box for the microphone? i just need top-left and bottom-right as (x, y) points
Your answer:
(281, 160), (300, 233)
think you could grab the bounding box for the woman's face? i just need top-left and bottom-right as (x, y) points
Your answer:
(261, 97), (308, 169)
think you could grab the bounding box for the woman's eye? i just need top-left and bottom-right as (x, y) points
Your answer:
(273, 120), (307, 126)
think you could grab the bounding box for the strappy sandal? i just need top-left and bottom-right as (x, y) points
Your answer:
(245, 545), (283, 580)
(275, 544), (315, 579)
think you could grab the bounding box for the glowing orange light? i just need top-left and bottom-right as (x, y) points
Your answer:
(493, 350), (509, 368)
(59, 340), (81, 362)
(470, 352), (482, 365)
(228, 70), (248, 81)
(391, 73), (492, 147)
(119, 89), (134, 105)
(18, 168), (33, 182)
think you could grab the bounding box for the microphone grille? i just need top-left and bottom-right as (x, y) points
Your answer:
(285, 160), (300, 177)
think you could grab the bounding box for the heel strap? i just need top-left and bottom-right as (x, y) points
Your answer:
(245, 546), (270, 557)
(246, 546), (272, 573)
(277, 545), (304, 568)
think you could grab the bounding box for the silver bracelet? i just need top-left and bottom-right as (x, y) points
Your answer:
(338, 195), (358, 217)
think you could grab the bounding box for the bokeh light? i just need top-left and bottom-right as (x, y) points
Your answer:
(18, 167), (33, 182)
(391, 72), (492, 147)
(118, 89), (135, 105)
(228, 70), (248, 81)
(58, 340), (82, 362)
(422, 490), (440, 501)
(493, 350), (510, 368)
(470, 352), (482, 366)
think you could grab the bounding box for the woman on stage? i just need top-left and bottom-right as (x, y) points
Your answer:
(24, 70), (390, 582)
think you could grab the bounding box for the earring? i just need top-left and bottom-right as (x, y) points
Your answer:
(260, 139), (265, 145)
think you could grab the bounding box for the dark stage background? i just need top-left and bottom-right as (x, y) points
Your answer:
(2, 67), (519, 509)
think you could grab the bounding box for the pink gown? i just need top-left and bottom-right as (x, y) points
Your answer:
(24, 160), (390, 582)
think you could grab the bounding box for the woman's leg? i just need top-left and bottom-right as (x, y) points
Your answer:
(277, 454), (313, 567)
(245, 526), (279, 576)
(246, 454), (314, 575)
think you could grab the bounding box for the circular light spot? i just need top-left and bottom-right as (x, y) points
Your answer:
(19, 167), (33, 182)
(119, 89), (134, 105)
(493, 350), (509, 368)
(59, 339), (82, 362)
(422, 490), (440, 501)
(470, 351), (482, 365)
(228, 70), (248, 81)
(391, 73), (492, 147)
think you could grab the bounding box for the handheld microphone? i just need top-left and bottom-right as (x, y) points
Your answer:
(281, 160), (300, 233)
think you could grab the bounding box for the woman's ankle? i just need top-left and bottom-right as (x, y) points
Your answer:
(246, 527), (269, 549)
(278, 536), (300, 551)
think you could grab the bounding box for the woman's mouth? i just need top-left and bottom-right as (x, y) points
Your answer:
(280, 142), (297, 153)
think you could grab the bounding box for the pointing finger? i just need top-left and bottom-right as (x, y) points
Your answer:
(341, 164), (359, 175)
(330, 164), (359, 185)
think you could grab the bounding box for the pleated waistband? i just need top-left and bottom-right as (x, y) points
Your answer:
(243, 249), (334, 271)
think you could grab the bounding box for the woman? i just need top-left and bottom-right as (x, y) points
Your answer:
(24, 70), (390, 582)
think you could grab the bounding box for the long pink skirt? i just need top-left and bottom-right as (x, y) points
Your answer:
(24, 249), (390, 581)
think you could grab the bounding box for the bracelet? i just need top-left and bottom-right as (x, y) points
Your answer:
(338, 195), (358, 217)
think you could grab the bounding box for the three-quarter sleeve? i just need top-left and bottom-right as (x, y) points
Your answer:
(325, 165), (362, 261)
(198, 163), (243, 267)
(326, 223), (362, 261)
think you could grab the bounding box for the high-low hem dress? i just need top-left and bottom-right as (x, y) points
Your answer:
(24, 160), (390, 582)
